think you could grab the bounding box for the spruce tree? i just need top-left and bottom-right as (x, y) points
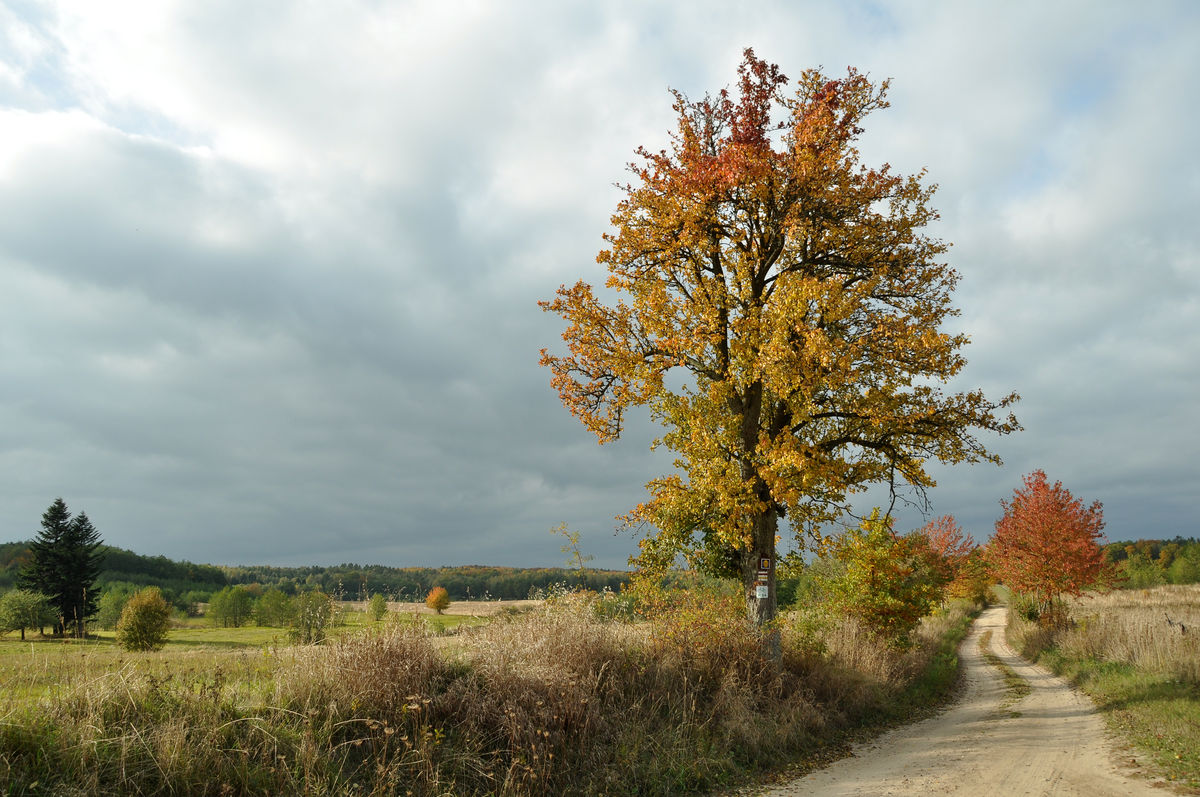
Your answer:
(60, 511), (104, 637)
(17, 498), (105, 637)
(18, 498), (72, 633)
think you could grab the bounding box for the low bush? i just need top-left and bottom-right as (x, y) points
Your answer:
(115, 587), (172, 652)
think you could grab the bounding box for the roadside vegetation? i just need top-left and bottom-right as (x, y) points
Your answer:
(1006, 585), (1200, 789)
(0, 569), (981, 795)
(986, 471), (1200, 788)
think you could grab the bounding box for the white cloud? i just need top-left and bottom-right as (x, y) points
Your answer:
(0, 1), (1196, 566)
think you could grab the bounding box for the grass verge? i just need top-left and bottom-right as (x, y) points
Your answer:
(742, 598), (980, 789)
(1006, 585), (1200, 790)
(1037, 649), (1200, 790)
(976, 629), (1030, 717)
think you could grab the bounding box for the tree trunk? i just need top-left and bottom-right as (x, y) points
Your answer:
(741, 509), (781, 661)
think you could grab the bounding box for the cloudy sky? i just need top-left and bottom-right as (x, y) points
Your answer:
(1, 1), (1196, 569)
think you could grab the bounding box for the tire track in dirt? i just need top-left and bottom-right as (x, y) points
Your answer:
(750, 606), (1167, 796)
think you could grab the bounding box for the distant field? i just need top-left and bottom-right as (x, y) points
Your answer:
(347, 598), (542, 616)
(0, 589), (987, 795)
(0, 602), (522, 705)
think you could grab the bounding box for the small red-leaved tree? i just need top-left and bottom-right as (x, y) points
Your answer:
(988, 470), (1107, 614)
(916, 515), (990, 602)
(919, 515), (975, 564)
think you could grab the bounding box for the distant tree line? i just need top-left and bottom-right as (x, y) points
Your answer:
(221, 563), (628, 602)
(1104, 538), (1200, 587)
(3, 535), (631, 628)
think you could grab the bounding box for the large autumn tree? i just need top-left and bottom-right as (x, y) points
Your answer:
(988, 470), (1108, 613)
(540, 50), (1019, 640)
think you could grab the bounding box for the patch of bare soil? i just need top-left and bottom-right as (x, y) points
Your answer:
(752, 606), (1172, 796)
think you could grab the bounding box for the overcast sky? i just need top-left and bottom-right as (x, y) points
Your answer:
(1, 1), (1196, 569)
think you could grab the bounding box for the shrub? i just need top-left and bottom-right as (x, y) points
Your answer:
(425, 586), (450, 614)
(254, 588), (296, 627)
(291, 590), (333, 644)
(820, 509), (950, 647)
(367, 592), (388, 621)
(115, 587), (172, 651)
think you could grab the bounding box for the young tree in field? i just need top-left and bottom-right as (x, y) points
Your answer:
(95, 586), (134, 631)
(291, 590), (333, 644)
(208, 586), (254, 627)
(18, 499), (105, 637)
(819, 509), (950, 647)
(254, 588), (296, 627)
(367, 592), (388, 622)
(0, 589), (57, 641)
(552, 522), (594, 586)
(540, 50), (1019, 644)
(988, 470), (1108, 614)
(425, 586), (450, 615)
(116, 587), (172, 652)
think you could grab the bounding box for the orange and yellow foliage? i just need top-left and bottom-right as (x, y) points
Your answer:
(820, 509), (950, 647)
(987, 470), (1110, 611)
(540, 50), (1019, 628)
(424, 586), (450, 615)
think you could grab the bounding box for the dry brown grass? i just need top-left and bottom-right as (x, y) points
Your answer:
(0, 591), (979, 795)
(341, 598), (543, 616)
(1055, 585), (1200, 683)
(1005, 584), (1200, 788)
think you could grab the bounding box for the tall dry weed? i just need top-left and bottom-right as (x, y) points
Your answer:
(1007, 585), (1200, 684)
(1058, 585), (1200, 683)
(1, 590), (979, 795)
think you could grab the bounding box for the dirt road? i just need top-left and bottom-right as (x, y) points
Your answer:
(754, 606), (1166, 796)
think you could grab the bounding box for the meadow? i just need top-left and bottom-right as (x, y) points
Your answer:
(0, 590), (979, 795)
(1006, 584), (1200, 788)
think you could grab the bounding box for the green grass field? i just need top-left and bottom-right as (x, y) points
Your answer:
(0, 608), (486, 713)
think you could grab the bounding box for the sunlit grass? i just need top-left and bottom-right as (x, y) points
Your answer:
(0, 594), (982, 795)
(1007, 584), (1200, 789)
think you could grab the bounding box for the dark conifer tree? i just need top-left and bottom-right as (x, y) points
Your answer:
(18, 498), (72, 633)
(17, 498), (105, 637)
(61, 511), (104, 637)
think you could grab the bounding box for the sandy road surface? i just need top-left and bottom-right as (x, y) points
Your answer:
(754, 606), (1166, 796)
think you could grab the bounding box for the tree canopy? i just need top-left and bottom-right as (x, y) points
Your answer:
(17, 498), (105, 637)
(540, 50), (1019, 636)
(987, 470), (1109, 611)
(0, 589), (56, 641)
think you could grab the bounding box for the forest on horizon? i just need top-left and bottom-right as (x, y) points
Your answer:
(0, 539), (629, 607)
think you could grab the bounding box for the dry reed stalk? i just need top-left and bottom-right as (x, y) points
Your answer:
(1058, 585), (1200, 683)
